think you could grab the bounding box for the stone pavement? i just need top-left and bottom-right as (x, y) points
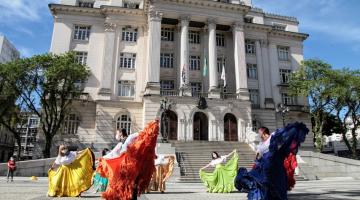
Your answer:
(0, 177), (359, 200)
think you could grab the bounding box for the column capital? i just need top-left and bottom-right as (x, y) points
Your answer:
(259, 39), (269, 48)
(207, 18), (217, 26)
(232, 21), (244, 32)
(104, 22), (116, 32)
(148, 9), (163, 22)
(180, 15), (190, 26)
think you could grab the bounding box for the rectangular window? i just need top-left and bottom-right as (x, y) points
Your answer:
(247, 64), (258, 79)
(249, 89), (260, 108)
(122, 28), (138, 42)
(160, 80), (175, 96)
(119, 53), (136, 69)
(189, 55), (201, 70)
(118, 81), (135, 97)
(123, 2), (140, 9)
(75, 51), (88, 65)
(245, 39), (256, 54)
(278, 46), (290, 61)
(279, 69), (292, 84)
(160, 80), (175, 90)
(244, 17), (253, 23)
(281, 93), (293, 105)
(217, 57), (226, 73)
(74, 25), (91, 41)
(160, 53), (174, 68)
(78, 1), (94, 8)
(273, 23), (286, 31)
(189, 31), (200, 44)
(216, 33), (225, 47)
(190, 82), (202, 97)
(161, 27), (174, 41)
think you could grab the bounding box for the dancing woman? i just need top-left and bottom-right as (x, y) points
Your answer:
(235, 122), (309, 200)
(93, 128), (128, 193)
(199, 149), (239, 193)
(48, 145), (95, 197)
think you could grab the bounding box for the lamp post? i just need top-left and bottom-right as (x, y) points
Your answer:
(276, 104), (290, 127)
(160, 98), (173, 143)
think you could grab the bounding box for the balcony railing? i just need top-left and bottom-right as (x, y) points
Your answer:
(160, 90), (178, 96)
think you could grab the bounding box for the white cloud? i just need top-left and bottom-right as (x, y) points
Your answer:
(18, 46), (34, 58)
(0, 0), (59, 23)
(253, 0), (360, 45)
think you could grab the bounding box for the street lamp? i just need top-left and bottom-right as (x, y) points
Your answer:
(276, 103), (290, 127)
(160, 98), (173, 143)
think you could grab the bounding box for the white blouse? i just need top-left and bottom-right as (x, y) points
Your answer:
(54, 151), (77, 165)
(103, 142), (123, 159)
(209, 156), (227, 167)
(257, 134), (272, 157)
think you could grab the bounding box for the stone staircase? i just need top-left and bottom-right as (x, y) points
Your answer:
(172, 141), (255, 183)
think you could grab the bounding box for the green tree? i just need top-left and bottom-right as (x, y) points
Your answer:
(328, 69), (360, 159)
(289, 59), (333, 151)
(0, 52), (90, 158)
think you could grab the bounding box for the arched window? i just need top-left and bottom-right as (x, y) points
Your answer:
(116, 114), (131, 134)
(63, 114), (80, 134)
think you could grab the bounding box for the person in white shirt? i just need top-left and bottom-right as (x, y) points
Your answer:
(255, 127), (272, 160)
(51, 145), (79, 169)
(103, 128), (128, 159)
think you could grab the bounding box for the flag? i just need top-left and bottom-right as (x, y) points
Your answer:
(202, 55), (208, 77)
(181, 64), (186, 87)
(221, 62), (226, 87)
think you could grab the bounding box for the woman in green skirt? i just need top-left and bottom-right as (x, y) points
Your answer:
(199, 149), (238, 193)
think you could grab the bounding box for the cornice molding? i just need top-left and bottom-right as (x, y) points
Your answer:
(48, 4), (146, 18)
(151, 0), (251, 14)
(244, 23), (308, 41)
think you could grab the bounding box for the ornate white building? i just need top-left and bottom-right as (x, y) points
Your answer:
(48, 0), (313, 154)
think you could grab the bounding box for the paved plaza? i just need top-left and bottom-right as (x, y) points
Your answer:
(0, 177), (359, 200)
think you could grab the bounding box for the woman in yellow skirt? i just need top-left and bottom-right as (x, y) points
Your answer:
(48, 145), (95, 197)
(147, 155), (175, 193)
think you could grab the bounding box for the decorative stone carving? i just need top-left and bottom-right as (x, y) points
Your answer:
(104, 22), (116, 32)
(149, 9), (163, 21)
(232, 21), (244, 32)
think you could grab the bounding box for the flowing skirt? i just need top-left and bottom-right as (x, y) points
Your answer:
(92, 172), (109, 192)
(147, 156), (175, 192)
(235, 122), (309, 200)
(48, 148), (95, 197)
(199, 153), (239, 193)
(97, 120), (159, 200)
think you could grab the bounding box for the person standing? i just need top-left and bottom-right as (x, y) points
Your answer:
(7, 157), (16, 182)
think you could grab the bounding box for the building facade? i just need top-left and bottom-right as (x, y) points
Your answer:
(13, 114), (40, 160)
(48, 0), (313, 154)
(0, 35), (20, 64)
(0, 35), (19, 162)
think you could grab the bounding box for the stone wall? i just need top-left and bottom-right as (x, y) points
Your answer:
(298, 151), (360, 180)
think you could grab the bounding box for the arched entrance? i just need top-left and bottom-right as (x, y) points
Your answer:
(224, 113), (238, 141)
(161, 110), (178, 141)
(193, 112), (208, 141)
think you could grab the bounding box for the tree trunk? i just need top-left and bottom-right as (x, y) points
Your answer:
(43, 135), (53, 158)
(16, 137), (21, 160)
(351, 128), (359, 159)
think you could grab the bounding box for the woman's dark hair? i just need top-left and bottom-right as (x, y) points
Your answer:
(212, 151), (220, 160)
(121, 128), (128, 137)
(258, 127), (270, 135)
(102, 148), (110, 156)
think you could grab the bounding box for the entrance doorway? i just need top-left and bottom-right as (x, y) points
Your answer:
(161, 110), (178, 140)
(193, 112), (208, 141)
(224, 113), (238, 141)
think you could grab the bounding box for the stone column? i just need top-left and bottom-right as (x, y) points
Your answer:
(260, 39), (274, 108)
(98, 22), (116, 99)
(144, 10), (162, 95)
(208, 19), (220, 98)
(179, 16), (191, 96)
(255, 40), (265, 108)
(232, 22), (249, 100)
(179, 118), (186, 141)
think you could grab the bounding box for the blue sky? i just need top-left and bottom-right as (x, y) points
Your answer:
(0, 0), (359, 70)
